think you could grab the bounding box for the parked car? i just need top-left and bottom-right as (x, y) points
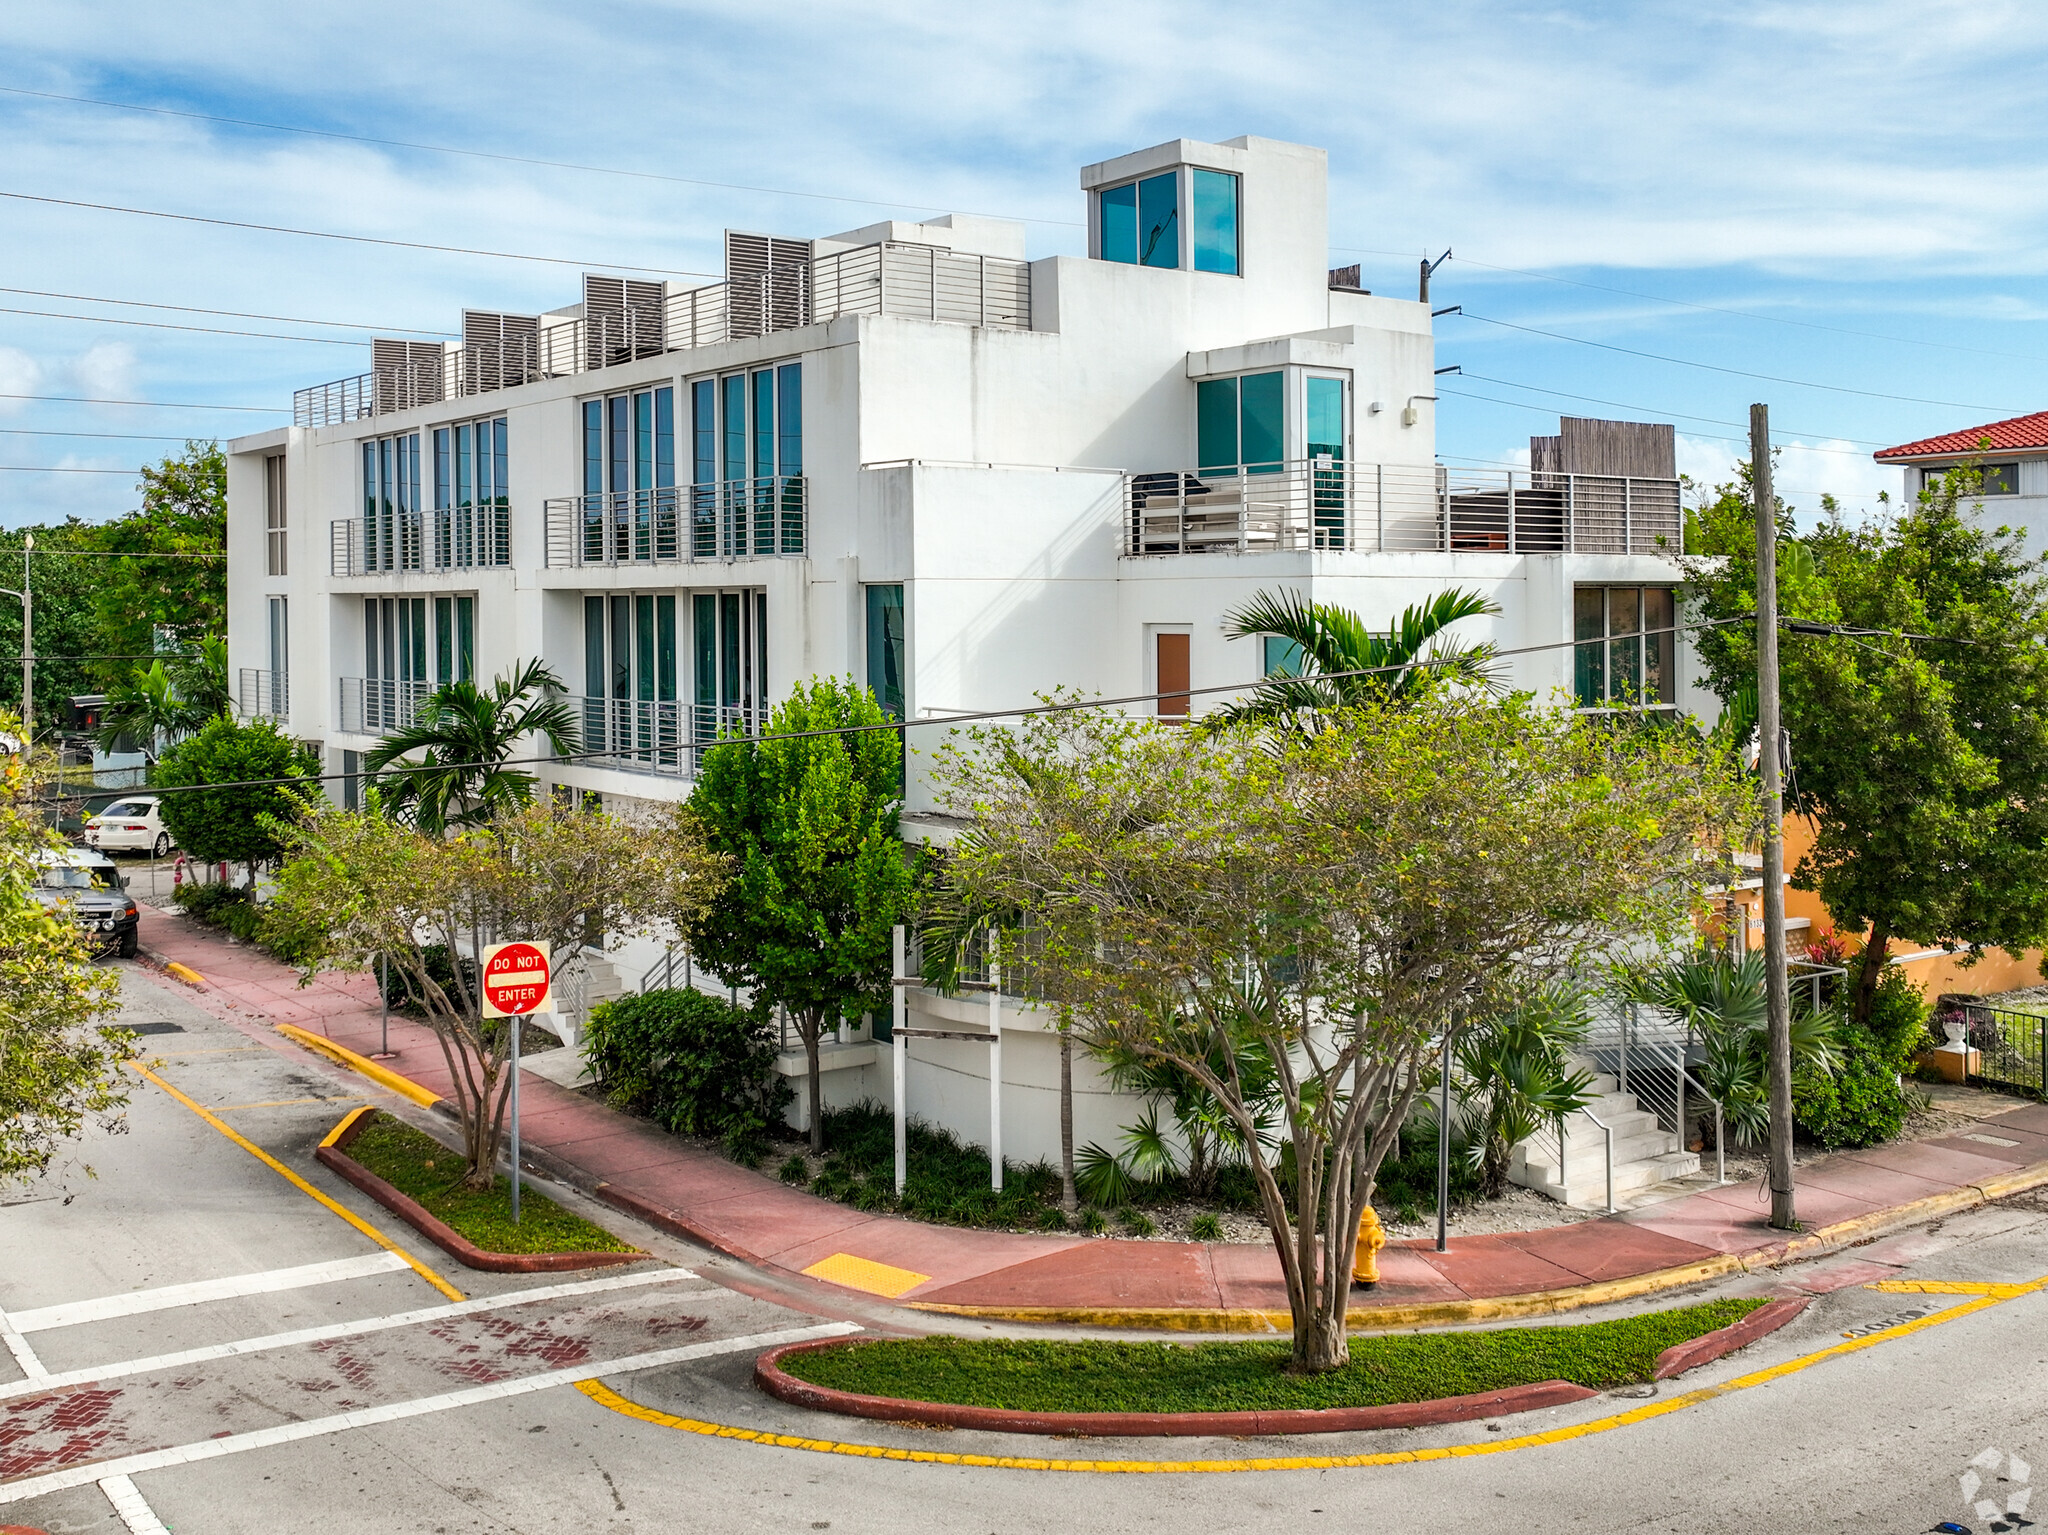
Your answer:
(32, 847), (141, 958)
(84, 796), (175, 858)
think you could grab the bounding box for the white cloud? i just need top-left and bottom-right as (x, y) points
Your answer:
(0, 347), (40, 417)
(62, 343), (137, 402)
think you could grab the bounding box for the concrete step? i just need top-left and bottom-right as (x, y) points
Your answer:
(1512, 1122), (1675, 1174)
(1516, 1151), (1701, 1207)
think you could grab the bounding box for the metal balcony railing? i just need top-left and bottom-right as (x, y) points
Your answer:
(1123, 462), (1683, 557)
(575, 697), (767, 777)
(542, 480), (806, 567)
(293, 246), (1033, 425)
(338, 676), (435, 736)
(330, 504), (512, 576)
(237, 668), (287, 720)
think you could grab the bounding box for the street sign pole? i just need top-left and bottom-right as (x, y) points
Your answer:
(480, 940), (555, 1227)
(509, 1007), (521, 1223)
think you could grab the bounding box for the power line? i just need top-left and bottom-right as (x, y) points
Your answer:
(0, 464), (137, 474)
(0, 392), (282, 413)
(1435, 448), (1878, 504)
(1452, 310), (2024, 413)
(1450, 371), (1892, 449)
(0, 286), (451, 336)
(0, 303), (369, 347)
(0, 190), (721, 279)
(22, 548), (225, 558)
(0, 82), (1088, 230)
(0, 428), (192, 442)
(1438, 385), (1880, 459)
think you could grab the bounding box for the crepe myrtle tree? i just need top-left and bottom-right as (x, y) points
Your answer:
(934, 691), (1752, 1373)
(267, 797), (725, 1187)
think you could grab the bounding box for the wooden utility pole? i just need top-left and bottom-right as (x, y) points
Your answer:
(1752, 403), (1797, 1230)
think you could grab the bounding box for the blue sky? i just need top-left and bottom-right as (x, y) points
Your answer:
(3, 0), (2046, 527)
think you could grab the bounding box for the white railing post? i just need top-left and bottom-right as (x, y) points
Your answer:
(988, 956), (1003, 1193)
(893, 925), (908, 1195)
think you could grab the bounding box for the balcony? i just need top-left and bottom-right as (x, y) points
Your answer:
(292, 243), (1033, 427)
(1123, 462), (1682, 557)
(338, 676), (434, 736)
(574, 697), (766, 779)
(330, 504), (512, 577)
(543, 480), (806, 568)
(238, 668), (287, 720)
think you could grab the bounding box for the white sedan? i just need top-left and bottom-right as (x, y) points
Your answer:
(84, 796), (176, 858)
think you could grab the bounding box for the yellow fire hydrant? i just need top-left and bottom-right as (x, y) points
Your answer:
(1352, 1204), (1386, 1290)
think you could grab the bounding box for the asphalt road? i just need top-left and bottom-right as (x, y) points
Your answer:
(4, 964), (2047, 1534)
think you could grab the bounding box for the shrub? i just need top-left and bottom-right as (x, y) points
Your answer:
(1859, 957), (1933, 1068)
(586, 987), (792, 1149)
(1794, 1027), (1906, 1149)
(1189, 1212), (1224, 1241)
(171, 880), (315, 965)
(778, 1154), (810, 1186)
(379, 944), (478, 1018)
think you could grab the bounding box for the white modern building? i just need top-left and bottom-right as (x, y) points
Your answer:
(224, 134), (1695, 1190)
(1876, 411), (2048, 563)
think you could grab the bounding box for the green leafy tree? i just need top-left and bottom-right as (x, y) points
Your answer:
(97, 660), (209, 764)
(935, 692), (1750, 1373)
(686, 676), (913, 1153)
(0, 711), (130, 1184)
(1682, 458), (2048, 1026)
(364, 660), (580, 833)
(153, 715), (321, 876)
(172, 635), (232, 721)
(1206, 587), (1498, 733)
(91, 442), (227, 673)
(0, 521), (106, 733)
(268, 798), (722, 1185)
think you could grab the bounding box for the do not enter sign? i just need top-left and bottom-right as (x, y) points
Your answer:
(481, 940), (555, 1018)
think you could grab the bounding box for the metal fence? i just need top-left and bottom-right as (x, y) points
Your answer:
(575, 697), (767, 778)
(330, 504), (512, 576)
(1124, 462), (1683, 557)
(542, 480), (806, 567)
(338, 676), (435, 736)
(1958, 1003), (2048, 1098)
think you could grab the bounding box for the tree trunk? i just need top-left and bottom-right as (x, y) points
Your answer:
(1292, 1305), (1350, 1374)
(1852, 919), (1890, 1028)
(803, 1010), (825, 1155)
(1059, 1032), (1077, 1217)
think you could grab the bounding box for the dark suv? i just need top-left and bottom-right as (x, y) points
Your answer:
(32, 848), (141, 958)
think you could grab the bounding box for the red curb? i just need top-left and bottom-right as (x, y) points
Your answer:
(1653, 1296), (1809, 1379)
(753, 1339), (1600, 1438)
(593, 1182), (769, 1269)
(317, 1112), (644, 1275)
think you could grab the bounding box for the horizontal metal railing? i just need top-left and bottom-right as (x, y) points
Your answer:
(338, 676), (435, 736)
(576, 697), (767, 777)
(293, 246), (1032, 425)
(330, 504), (513, 576)
(237, 668), (287, 720)
(542, 480), (806, 567)
(1123, 462), (1683, 556)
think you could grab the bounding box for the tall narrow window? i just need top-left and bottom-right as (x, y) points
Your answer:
(1197, 378), (1239, 476)
(263, 454), (287, 576)
(1155, 632), (1191, 719)
(1137, 172), (1178, 268)
(266, 596), (288, 716)
(1099, 182), (1137, 265)
(1190, 170), (1240, 275)
(865, 584), (905, 720)
(1306, 375), (1346, 543)
(583, 400), (604, 497)
(435, 597), (453, 684)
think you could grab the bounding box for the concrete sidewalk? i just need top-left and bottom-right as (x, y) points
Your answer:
(134, 900), (2048, 1326)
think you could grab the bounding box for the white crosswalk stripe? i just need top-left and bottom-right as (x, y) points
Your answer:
(7, 1250), (412, 1333)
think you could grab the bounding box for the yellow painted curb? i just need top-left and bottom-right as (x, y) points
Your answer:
(319, 1104), (378, 1150)
(277, 1023), (442, 1110)
(165, 961), (205, 987)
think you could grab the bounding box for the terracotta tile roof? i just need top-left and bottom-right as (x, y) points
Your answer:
(1875, 411), (2048, 461)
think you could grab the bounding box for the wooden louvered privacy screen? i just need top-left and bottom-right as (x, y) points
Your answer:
(582, 276), (667, 369)
(725, 231), (813, 339)
(459, 310), (540, 393)
(369, 338), (447, 413)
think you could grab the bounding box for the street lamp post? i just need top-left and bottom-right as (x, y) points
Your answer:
(0, 530), (30, 746)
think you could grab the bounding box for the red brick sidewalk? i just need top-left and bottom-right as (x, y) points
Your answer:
(133, 900), (2048, 1319)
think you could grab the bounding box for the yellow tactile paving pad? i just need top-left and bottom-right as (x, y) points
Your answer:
(801, 1253), (931, 1298)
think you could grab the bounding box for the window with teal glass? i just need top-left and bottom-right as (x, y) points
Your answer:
(1099, 182), (1137, 263)
(1262, 635), (1304, 677)
(721, 375), (746, 483)
(777, 364), (802, 476)
(1239, 371), (1283, 473)
(583, 400), (603, 496)
(1191, 169), (1239, 275)
(1138, 172), (1178, 268)
(1307, 376), (1346, 542)
(1197, 378), (1239, 474)
(865, 584), (905, 720)
(691, 380), (715, 486)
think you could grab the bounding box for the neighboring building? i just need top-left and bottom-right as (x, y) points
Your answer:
(1875, 411), (2048, 563)
(224, 134), (1693, 1171)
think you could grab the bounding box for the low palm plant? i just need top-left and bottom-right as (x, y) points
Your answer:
(98, 660), (208, 764)
(1453, 986), (1599, 1197)
(1207, 587), (1500, 735)
(364, 659), (580, 833)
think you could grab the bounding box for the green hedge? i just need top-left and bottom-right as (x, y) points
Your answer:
(171, 881), (315, 965)
(586, 987), (791, 1155)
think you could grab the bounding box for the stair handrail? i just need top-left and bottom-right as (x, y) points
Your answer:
(1564, 1104), (1618, 1215)
(1677, 1066), (1729, 1186)
(638, 940), (689, 993)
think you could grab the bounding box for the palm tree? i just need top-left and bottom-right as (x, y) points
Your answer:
(173, 635), (233, 720)
(1452, 986), (1599, 1198)
(364, 660), (580, 834)
(98, 660), (208, 764)
(1206, 587), (1500, 733)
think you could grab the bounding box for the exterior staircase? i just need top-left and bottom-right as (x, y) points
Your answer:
(542, 947), (626, 1050)
(1507, 1070), (1700, 1210)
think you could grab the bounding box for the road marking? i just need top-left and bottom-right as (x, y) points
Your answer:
(9, 1252), (410, 1334)
(578, 1278), (2048, 1475)
(0, 1266), (698, 1405)
(0, 1310), (46, 1382)
(802, 1254), (931, 1298)
(209, 1096), (354, 1112)
(130, 1063), (465, 1303)
(99, 1473), (168, 1534)
(0, 1321), (860, 1505)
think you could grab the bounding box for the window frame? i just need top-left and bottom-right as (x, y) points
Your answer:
(263, 453), (287, 577)
(1093, 165), (1242, 277)
(1572, 585), (1678, 712)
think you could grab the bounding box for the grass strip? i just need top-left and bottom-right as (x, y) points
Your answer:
(347, 1112), (635, 1257)
(780, 1298), (1767, 1413)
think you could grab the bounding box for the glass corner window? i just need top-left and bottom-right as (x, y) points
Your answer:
(1097, 171), (1181, 269)
(1190, 169), (1239, 275)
